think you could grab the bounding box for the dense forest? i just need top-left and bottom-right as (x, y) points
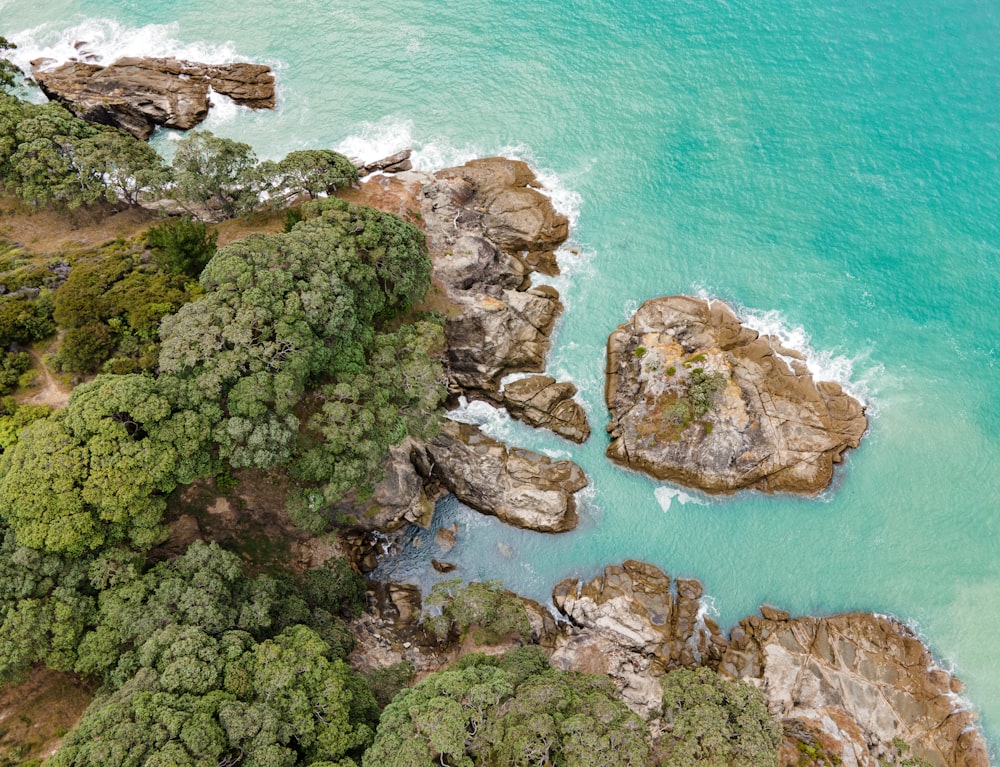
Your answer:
(0, 38), (785, 766)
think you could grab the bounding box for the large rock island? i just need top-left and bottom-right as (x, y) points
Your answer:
(606, 295), (867, 494)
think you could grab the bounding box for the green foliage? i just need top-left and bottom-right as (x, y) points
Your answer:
(0, 350), (30, 395)
(363, 649), (650, 767)
(0, 37), (21, 92)
(292, 319), (446, 511)
(146, 216), (218, 278)
(72, 126), (171, 205)
(159, 198), (433, 474)
(170, 130), (261, 217)
(0, 400), (50, 451)
(269, 149), (359, 200)
(687, 367), (726, 417)
(363, 662), (415, 709)
(0, 97), (103, 209)
(0, 293), (55, 348)
(659, 666), (782, 767)
(423, 579), (531, 645)
(0, 375), (216, 555)
(52, 243), (199, 374)
(51, 624), (378, 767)
(0, 528), (106, 684)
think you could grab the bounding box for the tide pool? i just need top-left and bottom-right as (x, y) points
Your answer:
(6, 0), (999, 752)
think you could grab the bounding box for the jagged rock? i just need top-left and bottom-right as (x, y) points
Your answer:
(549, 561), (725, 717)
(358, 149), (413, 176)
(434, 524), (458, 552)
(32, 56), (275, 140)
(552, 560), (726, 669)
(431, 559), (456, 573)
(329, 438), (434, 532)
(444, 287), (562, 393)
(433, 158), (569, 276)
(413, 419), (587, 533)
(605, 295), (868, 494)
(720, 612), (989, 767)
(502, 375), (590, 443)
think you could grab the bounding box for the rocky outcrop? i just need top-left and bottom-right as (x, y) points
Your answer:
(31, 57), (275, 139)
(330, 438), (434, 532)
(357, 149), (413, 176)
(413, 419), (587, 533)
(421, 158), (569, 395)
(552, 560), (726, 668)
(606, 295), (868, 494)
(720, 611), (989, 767)
(502, 375), (590, 443)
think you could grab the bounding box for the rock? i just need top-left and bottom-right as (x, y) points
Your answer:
(358, 149), (414, 176)
(32, 56), (275, 139)
(720, 612), (990, 767)
(329, 438), (434, 531)
(444, 288), (563, 393)
(431, 559), (456, 573)
(434, 525), (458, 552)
(605, 295), (868, 494)
(433, 158), (569, 276)
(552, 560), (726, 670)
(413, 419), (587, 533)
(760, 604), (791, 621)
(502, 375), (590, 443)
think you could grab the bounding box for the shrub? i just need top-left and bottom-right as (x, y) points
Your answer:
(146, 216), (217, 278)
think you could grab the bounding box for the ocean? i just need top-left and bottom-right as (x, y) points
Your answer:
(5, 0), (999, 751)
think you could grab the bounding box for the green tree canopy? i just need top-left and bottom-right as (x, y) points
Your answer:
(658, 666), (782, 767)
(170, 130), (261, 217)
(51, 624), (377, 767)
(267, 149), (359, 201)
(158, 198), (432, 472)
(0, 374), (216, 556)
(0, 37), (21, 91)
(363, 648), (651, 767)
(73, 126), (171, 205)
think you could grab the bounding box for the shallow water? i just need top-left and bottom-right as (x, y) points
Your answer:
(6, 0), (1000, 750)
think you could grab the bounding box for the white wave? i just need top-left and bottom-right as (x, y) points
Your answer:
(446, 397), (520, 443)
(693, 291), (881, 412)
(654, 485), (707, 512)
(9, 17), (242, 74)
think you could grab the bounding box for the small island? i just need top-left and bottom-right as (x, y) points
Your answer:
(606, 295), (868, 494)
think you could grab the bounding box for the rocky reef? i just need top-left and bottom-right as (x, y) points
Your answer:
(502, 375), (590, 443)
(606, 295), (867, 494)
(31, 56), (275, 139)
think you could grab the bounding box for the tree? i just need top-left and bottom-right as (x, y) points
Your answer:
(269, 149), (359, 200)
(0, 375), (216, 556)
(422, 579), (531, 646)
(158, 199), (432, 474)
(658, 666), (782, 767)
(51, 624), (377, 767)
(170, 130), (261, 217)
(146, 216), (218, 278)
(72, 127), (171, 205)
(363, 648), (651, 767)
(0, 37), (21, 92)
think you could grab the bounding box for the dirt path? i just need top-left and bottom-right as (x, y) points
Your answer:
(25, 346), (70, 409)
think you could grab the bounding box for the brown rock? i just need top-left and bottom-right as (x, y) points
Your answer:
(358, 149), (414, 176)
(721, 612), (990, 767)
(430, 559), (457, 573)
(605, 295), (868, 494)
(329, 438), (434, 532)
(413, 419), (587, 533)
(502, 375), (591, 443)
(434, 525), (458, 552)
(32, 56), (275, 139)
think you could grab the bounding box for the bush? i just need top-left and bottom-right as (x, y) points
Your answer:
(146, 216), (217, 278)
(423, 579), (531, 645)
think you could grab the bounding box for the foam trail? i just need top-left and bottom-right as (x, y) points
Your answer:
(654, 485), (706, 512)
(9, 18), (241, 74)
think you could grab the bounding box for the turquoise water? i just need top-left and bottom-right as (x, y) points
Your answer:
(5, 0), (999, 751)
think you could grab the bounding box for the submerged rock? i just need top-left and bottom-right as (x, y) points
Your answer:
(413, 419), (587, 533)
(605, 295), (867, 494)
(721, 611), (990, 767)
(502, 375), (590, 443)
(32, 56), (275, 139)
